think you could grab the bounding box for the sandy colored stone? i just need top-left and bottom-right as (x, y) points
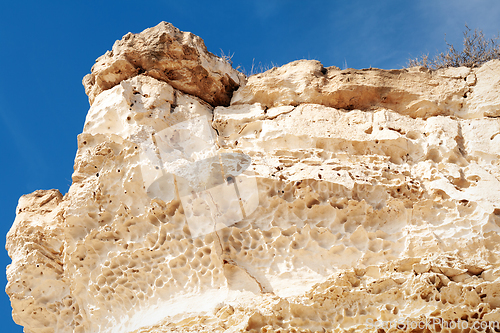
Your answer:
(83, 22), (245, 107)
(230, 59), (500, 119)
(6, 190), (77, 332)
(7, 22), (500, 333)
(465, 59), (500, 117)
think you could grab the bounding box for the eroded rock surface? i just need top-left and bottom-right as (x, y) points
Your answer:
(7, 22), (500, 333)
(83, 22), (245, 107)
(232, 59), (500, 119)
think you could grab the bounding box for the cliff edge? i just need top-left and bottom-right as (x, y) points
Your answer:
(7, 22), (500, 333)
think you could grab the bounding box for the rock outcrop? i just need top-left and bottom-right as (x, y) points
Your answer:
(83, 22), (244, 107)
(7, 22), (500, 333)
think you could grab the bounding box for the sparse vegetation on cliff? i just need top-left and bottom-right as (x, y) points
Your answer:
(408, 25), (500, 70)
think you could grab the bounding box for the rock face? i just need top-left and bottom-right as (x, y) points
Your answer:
(83, 22), (244, 107)
(7, 22), (500, 333)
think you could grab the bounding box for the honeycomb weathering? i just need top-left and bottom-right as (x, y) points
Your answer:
(6, 22), (500, 333)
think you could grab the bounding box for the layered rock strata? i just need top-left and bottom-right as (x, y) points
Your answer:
(7, 22), (500, 333)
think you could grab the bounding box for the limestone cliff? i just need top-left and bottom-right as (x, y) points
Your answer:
(6, 22), (500, 333)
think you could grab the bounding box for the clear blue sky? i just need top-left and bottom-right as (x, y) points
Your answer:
(1, 0), (499, 331)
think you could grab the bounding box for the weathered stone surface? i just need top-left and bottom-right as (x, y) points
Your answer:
(83, 22), (245, 107)
(464, 59), (500, 117)
(6, 190), (75, 332)
(7, 22), (500, 333)
(231, 59), (497, 119)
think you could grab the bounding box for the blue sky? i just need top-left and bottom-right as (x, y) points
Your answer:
(1, 0), (499, 331)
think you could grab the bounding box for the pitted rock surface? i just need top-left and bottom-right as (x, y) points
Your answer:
(7, 22), (500, 333)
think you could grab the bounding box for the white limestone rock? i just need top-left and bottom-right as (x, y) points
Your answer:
(464, 59), (500, 117)
(6, 22), (500, 333)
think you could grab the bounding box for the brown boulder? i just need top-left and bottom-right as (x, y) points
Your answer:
(83, 22), (245, 107)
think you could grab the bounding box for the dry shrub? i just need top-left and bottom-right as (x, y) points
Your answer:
(408, 25), (500, 70)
